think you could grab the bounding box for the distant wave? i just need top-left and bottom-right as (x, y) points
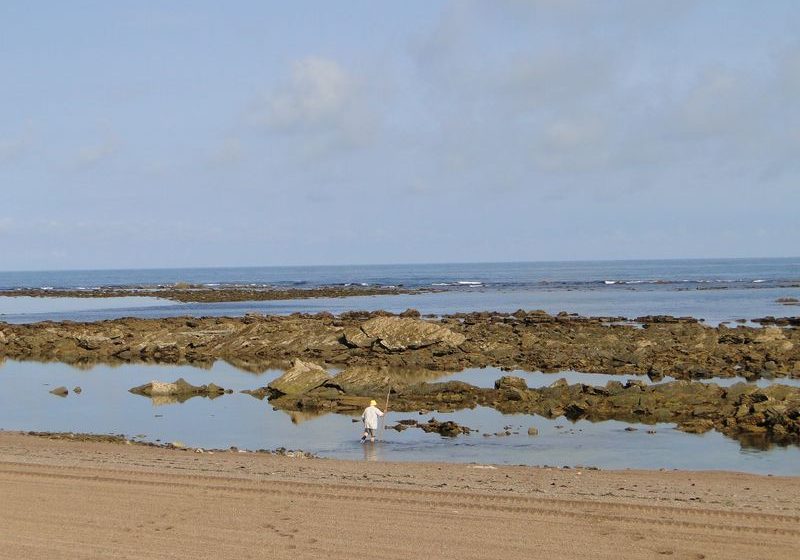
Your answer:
(598, 278), (789, 287)
(0, 260), (797, 293)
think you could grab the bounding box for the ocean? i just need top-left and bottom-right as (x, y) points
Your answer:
(0, 258), (798, 324)
(1, 258), (799, 472)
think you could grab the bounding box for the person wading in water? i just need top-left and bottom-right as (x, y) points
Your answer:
(360, 399), (385, 443)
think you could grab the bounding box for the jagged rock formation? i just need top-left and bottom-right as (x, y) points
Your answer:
(1, 310), (798, 380)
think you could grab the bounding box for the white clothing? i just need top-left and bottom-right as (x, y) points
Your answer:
(361, 405), (384, 430)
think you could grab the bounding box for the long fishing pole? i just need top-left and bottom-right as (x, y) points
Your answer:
(379, 386), (391, 442)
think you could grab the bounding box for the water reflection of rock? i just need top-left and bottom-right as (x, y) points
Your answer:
(129, 378), (231, 405)
(147, 392), (227, 406)
(222, 358), (282, 374)
(281, 409), (330, 424)
(150, 394), (189, 406)
(259, 360), (800, 448)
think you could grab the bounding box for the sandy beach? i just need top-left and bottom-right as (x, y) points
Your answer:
(0, 432), (798, 559)
(4, 0), (799, 557)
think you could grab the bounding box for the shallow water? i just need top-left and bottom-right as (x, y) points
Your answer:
(0, 296), (176, 317)
(1, 360), (798, 475)
(1, 258), (798, 324)
(1, 285), (797, 325)
(444, 368), (800, 389)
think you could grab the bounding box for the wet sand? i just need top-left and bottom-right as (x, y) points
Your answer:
(0, 432), (798, 559)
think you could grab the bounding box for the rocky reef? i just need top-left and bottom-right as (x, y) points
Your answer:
(251, 362), (800, 446)
(2, 309), (799, 446)
(1, 310), (797, 380)
(1, 285), (416, 303)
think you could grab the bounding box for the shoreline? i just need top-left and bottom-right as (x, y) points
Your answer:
(0, 430), (798, 559)
(2, 311), (799, 448)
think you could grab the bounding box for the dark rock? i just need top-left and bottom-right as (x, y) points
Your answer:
(494, 376), (528, 391)
(399, 308), (421, 318)
(49, 386), (68, 397)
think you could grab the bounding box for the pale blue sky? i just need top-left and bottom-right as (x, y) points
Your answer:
(1, 1), (798, 270)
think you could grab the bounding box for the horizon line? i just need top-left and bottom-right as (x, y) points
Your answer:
(0, 255), (797, 275)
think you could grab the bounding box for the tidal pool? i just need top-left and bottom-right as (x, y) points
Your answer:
(0, 360), (798, 475)
(0, 295), (176, 317)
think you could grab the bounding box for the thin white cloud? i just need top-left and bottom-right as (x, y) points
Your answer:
(208, 136), (245, 166)
(72, 134), (119, 170)
(253, 56), (353, 130)
(673, 67), (755, 139)
(0, 137), (27, 163)
(247, 56), (378, 158)
(531, 116), (610, 171)
(779, 45), (800, 97)
(0, 123), (34, 164)
(405, 0), (799, 198)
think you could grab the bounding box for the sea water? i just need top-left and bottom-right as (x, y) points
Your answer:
(1, 259), (798, 472)
(1, 359), (798, 475)
(1, 258), (798, 324)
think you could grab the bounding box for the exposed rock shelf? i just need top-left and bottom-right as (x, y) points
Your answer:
(1, 310), (797, 380)
(262, 369), (800, 446)
(1, 285), (416, 303)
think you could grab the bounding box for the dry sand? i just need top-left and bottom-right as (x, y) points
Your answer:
(0, 432), (798, 559)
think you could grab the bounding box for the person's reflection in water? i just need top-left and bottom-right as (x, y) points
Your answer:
(362, 442), (379, 462)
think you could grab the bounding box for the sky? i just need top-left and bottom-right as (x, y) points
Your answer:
(1, 0), (798, 271)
